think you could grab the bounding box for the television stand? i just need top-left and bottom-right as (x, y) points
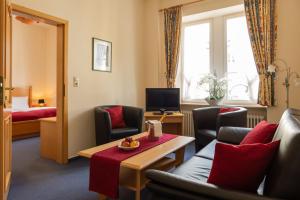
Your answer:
(144, 112), (184, 135)
(152, 111), (174, 115)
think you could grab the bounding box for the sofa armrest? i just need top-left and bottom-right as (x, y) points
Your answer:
(123, 106), (144, 132)
(217, 127), (252, 144)
(94, 107), (112, 145)
(146, 170), (280, 200)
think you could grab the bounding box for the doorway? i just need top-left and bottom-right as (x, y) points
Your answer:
(0, 2), (68, 199)
(11, 3), (68, 164)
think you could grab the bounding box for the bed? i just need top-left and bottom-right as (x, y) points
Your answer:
(11, 86), (57, 140)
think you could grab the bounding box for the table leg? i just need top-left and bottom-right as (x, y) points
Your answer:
(135, 170), (141, 200)
(175, 147), (185, 167)
(99, 194), (107, 200)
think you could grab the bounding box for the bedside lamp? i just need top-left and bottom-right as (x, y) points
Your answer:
(38, 99), (45, 107)
(268, 59), (300, 108)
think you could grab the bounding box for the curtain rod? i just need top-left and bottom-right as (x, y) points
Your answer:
(158, 0), (205, 12)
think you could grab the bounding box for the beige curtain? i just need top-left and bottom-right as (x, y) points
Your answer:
(244, 0), (277, 106)
(163, 6), (182, 88)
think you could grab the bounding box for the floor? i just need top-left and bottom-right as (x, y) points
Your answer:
(8, 137), (195, 200)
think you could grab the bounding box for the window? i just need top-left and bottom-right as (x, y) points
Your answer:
(180, 10), (258, 104)
(226, 16), (259, 101)
(182, 21), (211, 100)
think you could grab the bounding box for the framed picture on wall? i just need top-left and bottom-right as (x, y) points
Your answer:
(92, 38), (112, 72)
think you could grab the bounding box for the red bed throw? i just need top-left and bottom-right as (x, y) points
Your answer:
(89, 133), (178, 198)
(12, 108), (57, 122)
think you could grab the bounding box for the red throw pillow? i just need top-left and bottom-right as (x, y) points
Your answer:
(219, 107), (239, 114)
(105, 106), (126, 129)
(240, 120), (278, 144)
(207, 141), (280, 192)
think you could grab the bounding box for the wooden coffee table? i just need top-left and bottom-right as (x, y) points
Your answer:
(78, 132), (194, 200)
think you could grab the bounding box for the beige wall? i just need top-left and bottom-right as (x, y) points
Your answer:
(267, 0), (300, 122)
(144, 0), (300, 123)
(12, 0), (145, 157)
(12, 19), (57, 106)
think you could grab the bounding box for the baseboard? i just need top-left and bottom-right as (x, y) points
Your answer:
(68, 155), (80, 161)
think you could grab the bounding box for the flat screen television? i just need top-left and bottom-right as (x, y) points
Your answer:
(146, 88), (180, 112)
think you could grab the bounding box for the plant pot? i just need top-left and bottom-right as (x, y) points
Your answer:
(205, 98), (222, 106)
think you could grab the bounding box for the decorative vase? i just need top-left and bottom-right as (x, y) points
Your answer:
(205, 97), (222, 106)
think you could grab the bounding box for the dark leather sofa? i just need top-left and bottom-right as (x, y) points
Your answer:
(146, 108), (300, 200)
(193, 106), (247, 151)
(94, 105), (144, 145)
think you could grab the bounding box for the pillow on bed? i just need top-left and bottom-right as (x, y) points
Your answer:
(12, 96), (29, 110)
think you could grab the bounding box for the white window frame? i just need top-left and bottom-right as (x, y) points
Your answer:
(180, 11), (258, 105)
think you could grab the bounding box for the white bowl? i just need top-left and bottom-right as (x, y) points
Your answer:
(118, 141), (140, 151)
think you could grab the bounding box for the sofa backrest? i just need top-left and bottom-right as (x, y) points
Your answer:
(264, 109), (300, 199)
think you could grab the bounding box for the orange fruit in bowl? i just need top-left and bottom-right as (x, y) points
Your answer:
(130, 141), (139, 148)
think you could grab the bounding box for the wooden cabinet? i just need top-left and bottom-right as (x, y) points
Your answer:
(40, 117), (58, 162)
(144, 112), (184, 135)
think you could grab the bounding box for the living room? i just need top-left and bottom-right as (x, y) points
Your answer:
(0, 0), (300, 200)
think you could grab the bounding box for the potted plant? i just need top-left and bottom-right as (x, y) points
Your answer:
(198, 73), (227, 105)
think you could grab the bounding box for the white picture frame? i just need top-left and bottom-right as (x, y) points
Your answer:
(92, 38), (112, 72)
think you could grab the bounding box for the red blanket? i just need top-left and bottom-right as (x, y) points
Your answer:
(89, 133), (178, 198)
(12, 108), (57, 122)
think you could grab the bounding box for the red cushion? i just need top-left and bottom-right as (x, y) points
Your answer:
(105, 106), (126, 129)
(219, 107), (240, 114)
(240, 120), (278, 144)
(207, 141), (280, 192)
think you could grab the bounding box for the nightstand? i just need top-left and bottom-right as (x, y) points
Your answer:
(40, 117), (57, 162)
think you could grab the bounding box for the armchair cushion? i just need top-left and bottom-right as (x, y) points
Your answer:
(207, 141), (280, 193)
(105, 106), (126, 129)
(240, 121), (278, 144)
(111, 127), (139, 140)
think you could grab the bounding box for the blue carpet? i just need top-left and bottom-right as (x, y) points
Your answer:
(8, 137), (195, 200)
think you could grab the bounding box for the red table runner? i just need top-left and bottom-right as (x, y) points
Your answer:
(89, 133), (178, 198)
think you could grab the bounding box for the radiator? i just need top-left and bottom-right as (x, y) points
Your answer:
(247, 114), (265, 128)
(182, 111), (195, 137)
(182, 111), (265, 136)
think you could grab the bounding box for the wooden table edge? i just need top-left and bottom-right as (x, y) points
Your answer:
(78, 134), (195, 170)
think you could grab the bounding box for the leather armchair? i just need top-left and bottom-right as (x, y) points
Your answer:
(192, 107), (247, 151)
(94, 105), (144, 145)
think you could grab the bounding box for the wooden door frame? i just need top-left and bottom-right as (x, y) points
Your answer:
(10, 4), (69, 164)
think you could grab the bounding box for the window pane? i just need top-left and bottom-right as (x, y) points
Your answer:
(183, 22), (210, 100)
(226, 16), (258, 101)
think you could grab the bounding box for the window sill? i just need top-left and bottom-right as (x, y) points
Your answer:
(181, 102), (267, 109)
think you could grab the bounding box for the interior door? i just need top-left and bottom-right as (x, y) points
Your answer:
(0, 0), (12, 199)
